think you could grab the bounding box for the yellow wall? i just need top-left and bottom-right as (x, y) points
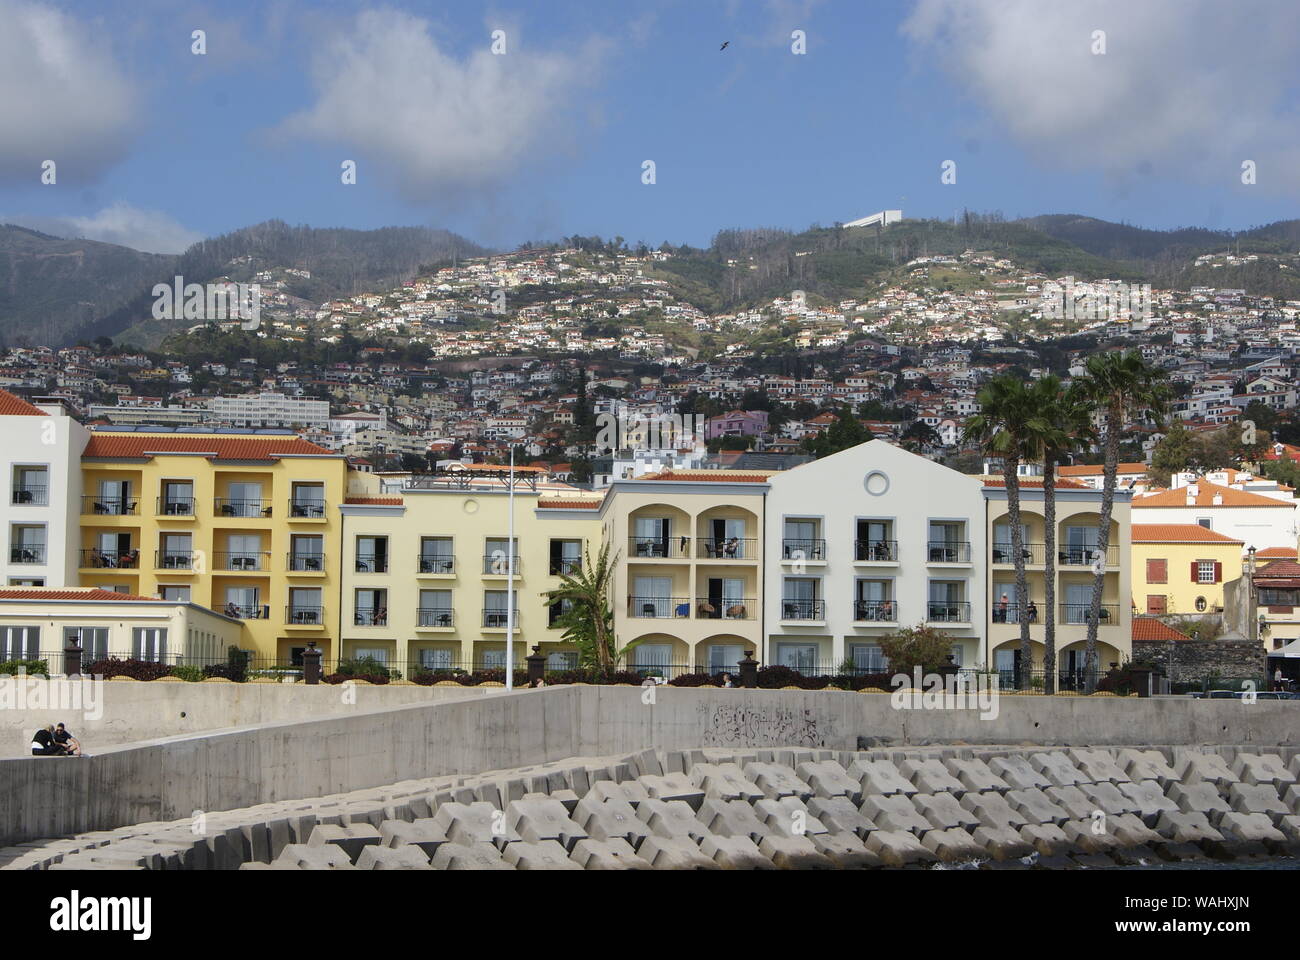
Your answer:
(1131, 539), (1243, 617)
(79, 437), (348, 661)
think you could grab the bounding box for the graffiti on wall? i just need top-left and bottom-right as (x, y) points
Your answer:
(697, 700), (827, 748)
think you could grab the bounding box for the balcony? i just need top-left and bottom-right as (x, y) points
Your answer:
(629, 596), (690, 618)
(11, 485), (48, 506)
(214, 551), (270, 572)
(780, 598), (825, 621)
(155, 551), (195, 570)
(991, 601), (1043, 625)
(549, 558), (582, 576)
(926, 541), (971, 564)
(853, 600), (898, 623)
(287, 553), (325, 572)
(79, 548), (139, 569)
(991, 542), (1044, 565)
(285, 604), (324, 625)
(781, 539), (825, 561)
(355, 553), (389, 573)
(697, 537), (756, 560)
(694, 597), (755, 620)
(156, 497), (196, 517)
(354, 606), (388, 626)
(1059, 603), (1118, 625)
(482, 609), (520, 629)
(1057, 544), (1120, 567)
(288, 500), (327, 519)
(223, 603), (269, 620)
(927, 600), (971, 623)
(629, 536), (691, 560)
(418, 555), (455, 574)
(482, 555), (521, 575)
(215, 498), (272, 518)
(855, 539), (899, 562)
(417, 607), (454, 628)
(83, 496), (138, 516)
(9, 545), (46, 564)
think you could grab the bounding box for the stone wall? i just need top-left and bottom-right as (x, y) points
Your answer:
(1132, 637), (1267, 683)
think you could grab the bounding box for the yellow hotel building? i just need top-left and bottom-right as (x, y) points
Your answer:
(76, 431), (348, 663)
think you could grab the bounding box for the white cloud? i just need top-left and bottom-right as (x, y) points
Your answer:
(275, 8), (603, 201)
(902, 0), (1300, 192)
(0, 0), (138, 180)
(5, 203), (203, 254)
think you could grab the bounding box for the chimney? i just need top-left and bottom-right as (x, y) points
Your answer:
(1212, 493), (1224, 505)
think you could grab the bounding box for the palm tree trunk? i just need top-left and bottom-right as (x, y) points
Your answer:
(1042, 460), (1057, 695)
(1004, 460), (1032, 690)
(1086, 405), (1121, 690)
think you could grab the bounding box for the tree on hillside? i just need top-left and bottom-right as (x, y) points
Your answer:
(805, 406), (870, 458)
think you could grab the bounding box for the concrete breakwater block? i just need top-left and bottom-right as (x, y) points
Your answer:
(699, 797), (768, 841)
(849, 758), (917, 796)
(503, 840), (582, 870)
(914, 793), (982, 832)
(944, 758), (1010, 794)
(588, 779), (650, 808)
(808, 796), (876, 838)
(355, 845), (432, 870)
(637, 836), (721, 870)
(970, 824), (1033, 860)
(1044, 785), (1097, 821)
(699, 835), (777, 870)
(754, 797), (829, 838)
(640, 773), (705, 809)
(636, 798), (708, 842)
(275, 843), (356, 870)
(810, 832), (881, 868)
(1117, 780), (1179, 825)
(1117, 749), (1179, 786)
(900, 758), (966, 797)
(433, 801), (521, 848)
(863, 829), (937, 867)
(569, 838), (653, 870)
(797, 761), (862, 801)
(576, 796), (651, 848)
(1076, 782), (1141, 818)
(429, 842), (513, 870)
(1176, 752), (1240, 787)
(862, 795), (932, 834)
(1233, 753), (1296, 789)
(960, 791), (1028, 829)
(1068, 749), (1131, 784)
(307, 823), (381, 864)
(921, 827), (984, 862)
(1226, 782), (1289, 822)
(1005, 788), (1070, 826)
(760, 835), (836, 870)
(1167, 781), (1232, 820)
(1154, 811), (1224, 845)
(744, 762), (813, 800)
(1018, 823), (1072, 856)
(990, 755), (1052, 791)
(690, 763), (764, 802)
(507, 798), (588, 850)
(380, 819), (448, 858)
(1029, 752), (1090, 787)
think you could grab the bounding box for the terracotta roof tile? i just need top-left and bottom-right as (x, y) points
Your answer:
(537, 498), (602, 509)
(1132, 617), (1192, 643)
(635, 469), (771, 483)
(1256, 547), (1298, 559)
(1134, 481), (1289, 509)
(1058, 462), (1148, 476)
(0, 587), (163, 602)
(0, 389), (46, 416)
(1131, 524), (1244, 544)
(84, 433), (335, 461)
(980, 477), (1089, 489)
(344, 496), (402, 505)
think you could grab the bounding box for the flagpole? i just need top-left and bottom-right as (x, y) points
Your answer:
(505, 443), (515, 691)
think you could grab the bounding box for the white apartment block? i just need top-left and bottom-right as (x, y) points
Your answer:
(207, 393), (329, 430)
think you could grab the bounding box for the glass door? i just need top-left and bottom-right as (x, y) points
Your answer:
(633, 576), (672, 618)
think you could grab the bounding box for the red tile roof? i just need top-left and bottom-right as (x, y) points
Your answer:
(344, 496), (403, 505)
(0, 587), (163, 602)
(0, 389), (46, 416)
(1256, 546), (1298, 559)
(980, 477), (1089, 489)
(1134, 481), (1289, 509)
(83, 433), (335, 461)
(1256, 560), (1300, 586)
(636, 470), (771, 483)
(1131, 524), (1244, 544)
(537, 498), (602, 510)
(1058, 462), (1148, 476)
(1132, 617), (1192, 643)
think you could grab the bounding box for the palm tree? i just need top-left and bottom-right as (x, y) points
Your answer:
(964, 375), (1034, 688)
(1022, 377), (1093, 694)
(542, 541), (636, 676)
(1073, 350), (1170, 687)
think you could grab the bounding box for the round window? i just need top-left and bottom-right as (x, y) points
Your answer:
(864, 471), (890, 496)
(463, 498), (479, 515)
(1195, 596), (1207, 612)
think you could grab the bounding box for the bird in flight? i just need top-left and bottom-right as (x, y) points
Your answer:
(720, 41), (730, 50)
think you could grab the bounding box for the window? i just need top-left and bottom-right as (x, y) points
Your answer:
(161, 480), (194, 515)
(707, 644), (744, 673)
(356, 535), (389, 573)
(354, 589), (388, 625)
(420, 648), (453, 669)
(160, 533), (192, 568)
(776, 643), (818, 672)
(1196, 518), (1212, 529)
(159, 585), (190, 602)
(547, 651), (579, 670)
(224, 481), (264, 518)
(1, 625), (40, 660)
(64, 627), (108, 661)
(850, 643), (887, 672)
(9, 524), (46, 564)
(949, 645), (964, 666)
(290, 535), (324, 570)
(291, 483), (325, 517)
(131, 627), (167, 662)
(783, 519), (822, 560)
(418, 590), (453, 627)
(352, 647), (388, 664)
(289, 588), (322, 622)
(549, 539), (582, 575)
(1146, 558), (1167, 584)
(1146, 595), (1167, 615)
(1194, 560), (1219, 584)
(419, 537), (453, 572)
(856, 519), (896, 561)
(11, 465), (49, 505)
(484, 538), (519, 574)
(548, 597), (574, 626)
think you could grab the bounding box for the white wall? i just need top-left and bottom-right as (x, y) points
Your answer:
(1133, 504), (1296, 553)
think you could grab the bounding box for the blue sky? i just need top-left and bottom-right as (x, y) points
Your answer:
(1, 0), (1298, 253)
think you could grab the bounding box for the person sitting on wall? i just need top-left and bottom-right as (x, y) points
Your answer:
(30, 724), (63, 756)
(720, 672), (734, 688)
(53, 722), (81, 757)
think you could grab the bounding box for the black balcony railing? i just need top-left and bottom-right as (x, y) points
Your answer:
(83, 496), (138, 515)
(1060, 603), (1119, 625)
(419, 555), (455, 574)
(214, 551), (270, 572)
(417, 607), (454, 627)
(991, 601), (1044, 625)
(355, 553), (389, 573)
(11, 485), (48, 505)
(549, 558), (582, 576)
(927, 541), (972, 563)
(354, 606), (389, 626)
(482, 609), (520, 628)
(483, 554), (521, 575)
(79, 548), (139, 569)
(215, 498), (272, 518)
(157, 497), (196, 516)
(1057, 544), (1120, 566)
(780, 598), (825, 620)
(289, 500), (326, 518)
(156, 551), (194, 570)
(855, 539), (898, 562)
(9, 545), (46, 564)
(629, 536), (690, 559)
(286, 604), (324, 625)
(991, 542), (1045, 565)
(222, 603), (269, 620)
(694, 597), (755, 620)
(628, 596), (690, 618)
(782, 538), (825, 561)
(853, 600), (898, 622)
(927, 600), (972, 622)
(287, 553), (325, 572)
(697, 537), (755, 559)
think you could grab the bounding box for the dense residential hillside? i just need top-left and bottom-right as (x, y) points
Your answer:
(0, 225), (173, 347)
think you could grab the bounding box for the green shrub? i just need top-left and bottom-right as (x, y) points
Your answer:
(0, 659), (49, 676)
(169, 665), (205, 682)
